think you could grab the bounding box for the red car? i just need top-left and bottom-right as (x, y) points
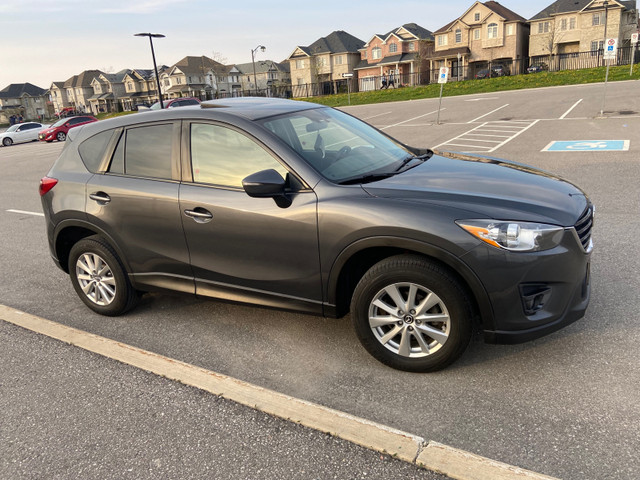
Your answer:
(54, 107), (76, 118)
(38, 115), (97, 142)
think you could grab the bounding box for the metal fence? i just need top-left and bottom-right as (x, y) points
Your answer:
(290, 44), (640, 98)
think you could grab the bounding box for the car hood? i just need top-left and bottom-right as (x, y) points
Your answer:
(361, 152), (589, 226)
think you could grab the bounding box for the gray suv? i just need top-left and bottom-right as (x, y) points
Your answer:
(40, 98), (593, 372)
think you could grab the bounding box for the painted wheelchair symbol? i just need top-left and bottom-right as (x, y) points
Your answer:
(565, 141), (609, 150)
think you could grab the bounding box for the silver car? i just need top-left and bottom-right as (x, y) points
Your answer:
(1, 122), (49, 146)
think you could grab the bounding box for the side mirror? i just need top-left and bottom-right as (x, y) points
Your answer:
(242, 169), (286, 198)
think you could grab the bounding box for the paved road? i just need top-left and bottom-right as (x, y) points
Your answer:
(2, 79), (640, 479)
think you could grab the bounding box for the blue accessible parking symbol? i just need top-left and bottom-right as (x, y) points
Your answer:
(542, 140), (630, 152)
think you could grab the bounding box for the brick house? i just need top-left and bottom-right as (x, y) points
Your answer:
(529, 0), (638, 67)
(119, 69), (162, 110)
(234, 61), (291, 96)
(0, 83), (50, 122)
(354, 23), (434, 91)
(160, 56), (225, 100)
(288, 30), (364, 96)
(431, 1), (530, 79)
(49, 82), (68, 114)
(89, 70), (130, 114)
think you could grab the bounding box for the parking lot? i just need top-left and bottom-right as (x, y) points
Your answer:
(2, 79), (640, 479)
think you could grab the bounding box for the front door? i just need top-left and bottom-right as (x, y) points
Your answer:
(179, 121), (322, 313)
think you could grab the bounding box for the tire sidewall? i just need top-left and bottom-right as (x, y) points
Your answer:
(351, 256), (472, 372)
(57, 132), (66, 142)
(68, 237), (131, 316)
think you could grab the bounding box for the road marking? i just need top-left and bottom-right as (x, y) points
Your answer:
(542, 140), (630, 152)
(559, 99), (583, 120)
(0, 304), (559, 480)
(381, 109), (441, 130)
(360, 111), (392, 121)
(465, 97), (500, 102)
(7, 209), (44, 217)
(433, 120), (538, 153)
(467, 104), (509, 123)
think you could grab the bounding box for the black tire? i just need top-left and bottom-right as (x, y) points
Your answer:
(56, 131), (66, 142)
(68, 235), (140, 316)
(351, 255), (473, 372)
(2, 137), (12, 146)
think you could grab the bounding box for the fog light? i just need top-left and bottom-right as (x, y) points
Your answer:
(520, 284), (552, 316)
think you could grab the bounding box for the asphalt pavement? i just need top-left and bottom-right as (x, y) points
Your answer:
(2, 79), (640, 479)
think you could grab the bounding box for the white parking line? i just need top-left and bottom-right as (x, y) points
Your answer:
(559, 99), (583, 120)
(467, 104), (509, 123)
(361, 111), (392, 121)
(7, 209), (44, 217)
(381, 109), (441, 130)
(433, 120), (539, 153)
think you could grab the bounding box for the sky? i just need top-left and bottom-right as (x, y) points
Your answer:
(1, 0), (553, 90)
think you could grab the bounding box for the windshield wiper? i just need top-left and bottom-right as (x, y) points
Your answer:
(394, 152), (432, 172)
(338, 173), (397, 185)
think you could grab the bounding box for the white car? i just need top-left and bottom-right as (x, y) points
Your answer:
(1, 122), (49, 146)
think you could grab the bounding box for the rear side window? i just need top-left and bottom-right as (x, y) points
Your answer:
(78, 130), (115, 173)
(108, 123), (173, 179)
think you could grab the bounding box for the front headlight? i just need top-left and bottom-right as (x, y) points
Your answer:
(456, 220), (564, 252)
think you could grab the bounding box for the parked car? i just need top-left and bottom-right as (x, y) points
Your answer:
(55, 107), (76, 118)
(527, 63), (548, 74)
(475, 65), (510, 79)
(145, 97), (201, 111)
(1, 122), (49, 146)
(39, 98), (593, 372)
(38, 115), (97, 142)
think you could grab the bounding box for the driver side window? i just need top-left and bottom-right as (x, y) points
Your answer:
(190, 123), (288, 188)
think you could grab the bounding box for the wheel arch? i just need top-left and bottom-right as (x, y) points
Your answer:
(327, 237), (494, 329)
(53, 220), (132, 276)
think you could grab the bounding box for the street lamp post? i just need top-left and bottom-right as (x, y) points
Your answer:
(134, 32), (165, 109)
(251, 45), (266, 95)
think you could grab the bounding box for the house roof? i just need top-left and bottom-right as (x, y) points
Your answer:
(530, 0), (633, 20)
(172, 56), (225, 75)
(363, 23), (434, 48)
(63, 70), (104, 88)
(434, 1), (526, 33)
(0, 83), (47, 98)
(234, 61), (290, 75)
(289, 30), (365, 59)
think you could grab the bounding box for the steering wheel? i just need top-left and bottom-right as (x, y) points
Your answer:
(335, 145), (351, 161)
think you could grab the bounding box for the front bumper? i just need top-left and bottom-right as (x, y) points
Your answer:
(461, 228), (591, 344)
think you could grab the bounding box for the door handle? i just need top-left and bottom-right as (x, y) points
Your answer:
(89, 192), (111, 205)
(184, 207), (213, 223)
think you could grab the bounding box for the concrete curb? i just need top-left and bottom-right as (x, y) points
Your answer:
(1, 304), (559, 480)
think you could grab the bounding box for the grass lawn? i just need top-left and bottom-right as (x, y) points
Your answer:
(300, 64), (640, 108)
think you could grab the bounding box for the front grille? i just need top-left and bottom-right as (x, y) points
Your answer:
(574, 205), (593, 251)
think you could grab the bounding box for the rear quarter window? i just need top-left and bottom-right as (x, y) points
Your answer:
(78, 130), (116, 173)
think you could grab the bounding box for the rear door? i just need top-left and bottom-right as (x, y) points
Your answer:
(84, 121), (194, 293)
(179, 120), (322, 313)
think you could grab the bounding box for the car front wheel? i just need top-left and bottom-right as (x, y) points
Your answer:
(56, 132), (66, 142)
(68, 235), (140, 316)
(2, 137), (12, 146)
(351, 255), (473, 372)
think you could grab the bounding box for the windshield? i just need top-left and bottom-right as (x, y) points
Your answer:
(51, 118), (68, 127)
(149, 102), (162, 110)
(259, 107), (415, 183)
(6, 125), (20, 132)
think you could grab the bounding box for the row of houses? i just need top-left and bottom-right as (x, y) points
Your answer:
(1, 0), (638, 122)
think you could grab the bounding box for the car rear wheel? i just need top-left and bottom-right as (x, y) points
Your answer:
(351, 255), (473, 372)
(2, 137), (12, 146)
(56, 132), (66, 142)
(68, 235), (140, 316)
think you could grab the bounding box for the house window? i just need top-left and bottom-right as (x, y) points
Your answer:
(296, 59), (304, 69)
(474, 29), (480, 40)
(127, 82), (133, 91)
(363, 50), (368, 58)
(506, 24), (514, 35)
(437, 35), (448, 47)
(176, 77), (181, 84)
(297, 78), (303, 85)
(560, 18), (567, 30)
(372, 47), (382, 59)
(591, 40), (604, 53)
(592, 13), (602, 26)
(570, 17), (576, 29)
(334, 55), (343, 65)
(538, 21), (550, 34)
(389, 43), (398, 53)
(487, 23), (498, 39)
(455, 29), (462, 43)
(408, 42), (415, 51)
(474, 12), (480, 22)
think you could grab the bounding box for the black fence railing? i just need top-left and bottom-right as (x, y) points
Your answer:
(291, 44), (640, 98)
